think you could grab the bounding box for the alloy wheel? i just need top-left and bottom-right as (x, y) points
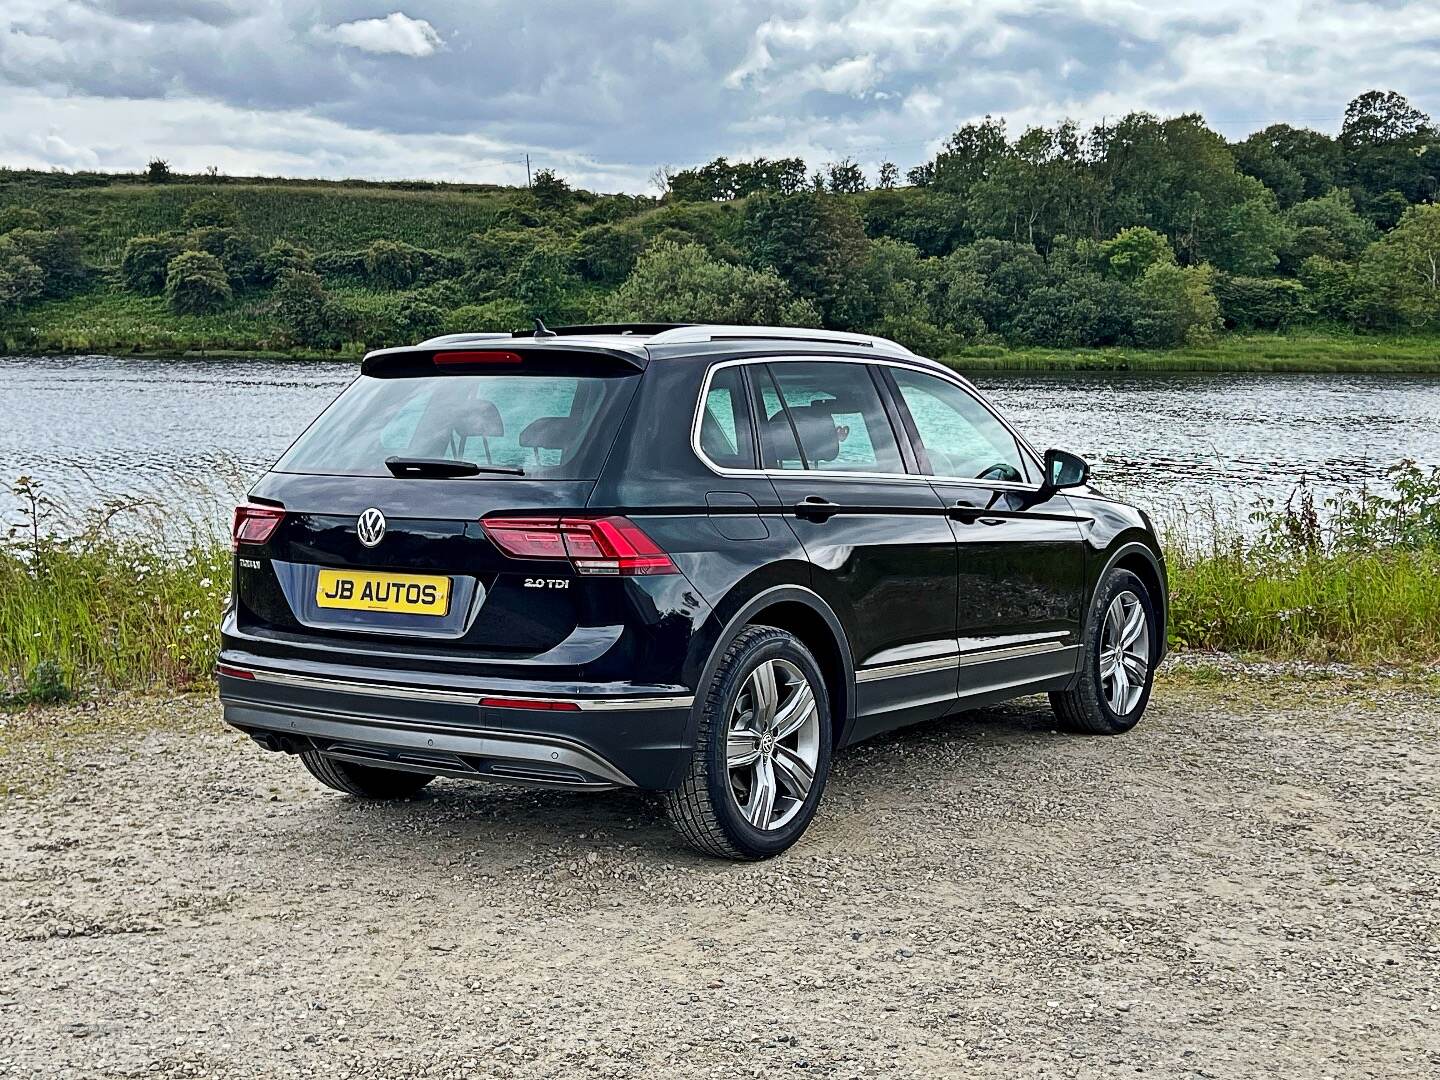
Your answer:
(725, 658), (821, 831)
(1099, 590), (1150, 716)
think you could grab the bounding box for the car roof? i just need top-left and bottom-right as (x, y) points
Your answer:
(402, 323), (951, 370)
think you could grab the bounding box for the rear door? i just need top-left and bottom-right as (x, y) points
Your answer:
(880, 365), (1087, 693)
(236, 351), (642, 661)
(753, 359), (959, 740)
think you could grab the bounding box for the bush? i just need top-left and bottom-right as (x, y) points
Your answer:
(577, 223), (645, 284)
(146, 158), (172, 183)
(4, 229), (91, 299)
(1213, 274), (1311, 330)
(1354, 204), (1440, 328)
(181, 196), (239, 229)
(184, 226), (262, 287)
(393, 294), (445, 342)
(0, 242), (45, 309)
(0, 207), (46, 234)
(1298, 256), (1359, 322)
(363, 239), (428, 289)
(1137, 262), (1222, 344)
(164, 250), (232, 314)
(271, 269), (345, 349)
(1100, 226), (1175, 281)
(601, 240), (820, 326)
(313, 248), (367, 280)
(443, 299), (527, 334)
(120, 234), (181, 295)
(259, 239), (314, 285)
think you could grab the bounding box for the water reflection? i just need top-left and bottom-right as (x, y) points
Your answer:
(3, 356), (1439, 535)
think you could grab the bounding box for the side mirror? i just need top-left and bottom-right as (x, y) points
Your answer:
(1043, 448), (1090, 490)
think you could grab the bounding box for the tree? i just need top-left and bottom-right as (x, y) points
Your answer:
(1099, 226), (1175, 281)
(530, 168), (572, 210)
(1339, 90), (1437, 219)
(1137, 262), (1222, 344)
(164, 250), (232, 314)
(826, 157), (867, 194)
(121, 234), (181, 295)
(1281, 188), (1377, 270)
(146, 159), (172, 183)
(931, 116), (1009, 195)
(600, 241), (819, 326)
(1234, 125), (1341, 207)
(1356, 204), (1440, 326)
(513, 239), (583, 322)
(742, 192), (871, 327)
(877, 162), (899, 190)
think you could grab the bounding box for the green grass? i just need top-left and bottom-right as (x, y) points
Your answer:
(1, 522), (230, 699)
(0, 180), (533, 263)
(1167, 546), (1440, 663)
(940, 332), (1440, 373)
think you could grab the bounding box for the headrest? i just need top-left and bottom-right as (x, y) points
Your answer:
(470, 397), (504, 439)
(786, 403), (841, 465)
(518, 416), (577, 452)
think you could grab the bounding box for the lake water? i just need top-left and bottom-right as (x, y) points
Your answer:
(3, 354), (1440, 535)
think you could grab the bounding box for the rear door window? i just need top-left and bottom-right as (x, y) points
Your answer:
(764, 362), (905, 473)
(276, 370), (638, 479)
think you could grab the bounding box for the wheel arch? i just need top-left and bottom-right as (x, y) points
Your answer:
(1095, 537), (1168, 660)
(690, 584), (856, 750)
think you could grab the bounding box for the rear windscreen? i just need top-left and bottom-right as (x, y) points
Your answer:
(274, 371), (639, 479)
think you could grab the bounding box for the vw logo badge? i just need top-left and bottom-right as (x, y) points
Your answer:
(356, 507), (386, 548)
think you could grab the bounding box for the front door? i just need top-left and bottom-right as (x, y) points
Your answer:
(880, 365), (1087, 698)
(749, 360), (959, 742)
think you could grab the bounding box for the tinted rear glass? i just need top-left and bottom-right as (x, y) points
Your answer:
(275, 372), (638, 479)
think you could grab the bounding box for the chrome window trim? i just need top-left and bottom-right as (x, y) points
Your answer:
(690, 355), (1047, 491)
(227, 667), (693, 711)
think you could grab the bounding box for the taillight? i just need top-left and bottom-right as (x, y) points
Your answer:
(481, 516), (678, 576)
(232, 504), (284, 550)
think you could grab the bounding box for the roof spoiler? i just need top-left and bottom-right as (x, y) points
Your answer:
(361, 340), (648, 376)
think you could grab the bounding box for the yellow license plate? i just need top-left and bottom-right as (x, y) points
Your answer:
(315, 569), (451, 616)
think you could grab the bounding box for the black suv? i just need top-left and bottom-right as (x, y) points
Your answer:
(219, 323), (1166, 859)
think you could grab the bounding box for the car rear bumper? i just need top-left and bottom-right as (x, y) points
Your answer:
(217, 663), (695, 791)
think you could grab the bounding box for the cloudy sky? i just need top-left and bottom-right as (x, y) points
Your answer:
(1, 1), (1437, 193)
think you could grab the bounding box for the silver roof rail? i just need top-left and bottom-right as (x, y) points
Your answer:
(415, 332), (513, 347)
(647, 324), (914, 355)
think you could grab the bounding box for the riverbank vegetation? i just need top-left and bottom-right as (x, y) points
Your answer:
(3, 90), (1439, 364)
(4, 463), (1439, 703)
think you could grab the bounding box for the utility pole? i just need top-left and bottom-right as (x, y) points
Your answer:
(525, 154), (531, 188)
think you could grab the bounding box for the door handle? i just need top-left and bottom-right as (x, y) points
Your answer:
(949, 504), (1007, 526)
(794, 496), (841, 522)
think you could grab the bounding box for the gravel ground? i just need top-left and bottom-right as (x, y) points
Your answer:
(1, 669), (1437, 1079)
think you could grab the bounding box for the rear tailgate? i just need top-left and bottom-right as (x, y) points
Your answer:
(232, 346), (644, 661)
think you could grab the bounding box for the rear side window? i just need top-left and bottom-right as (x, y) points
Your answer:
(275, 371), (638, 479)
(697, 365), (756, 469)
(765, 362), (905, 473)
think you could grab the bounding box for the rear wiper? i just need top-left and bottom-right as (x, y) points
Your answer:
(384, 457), (524, 478)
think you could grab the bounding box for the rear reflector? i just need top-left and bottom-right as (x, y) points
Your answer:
(231, 504), (284, 550)
(480, 696), (581, 711)
(481, 516), (678, 576)
(433, 350), (524, 366)
(216, 664), (255, 680)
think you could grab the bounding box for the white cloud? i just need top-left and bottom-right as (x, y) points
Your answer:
(317, 12), (443, 58)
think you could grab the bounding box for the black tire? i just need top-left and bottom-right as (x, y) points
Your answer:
(299, 750), (435, 799)
(1050, 568), (1158, 735)
(663, 625), (833, 860)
